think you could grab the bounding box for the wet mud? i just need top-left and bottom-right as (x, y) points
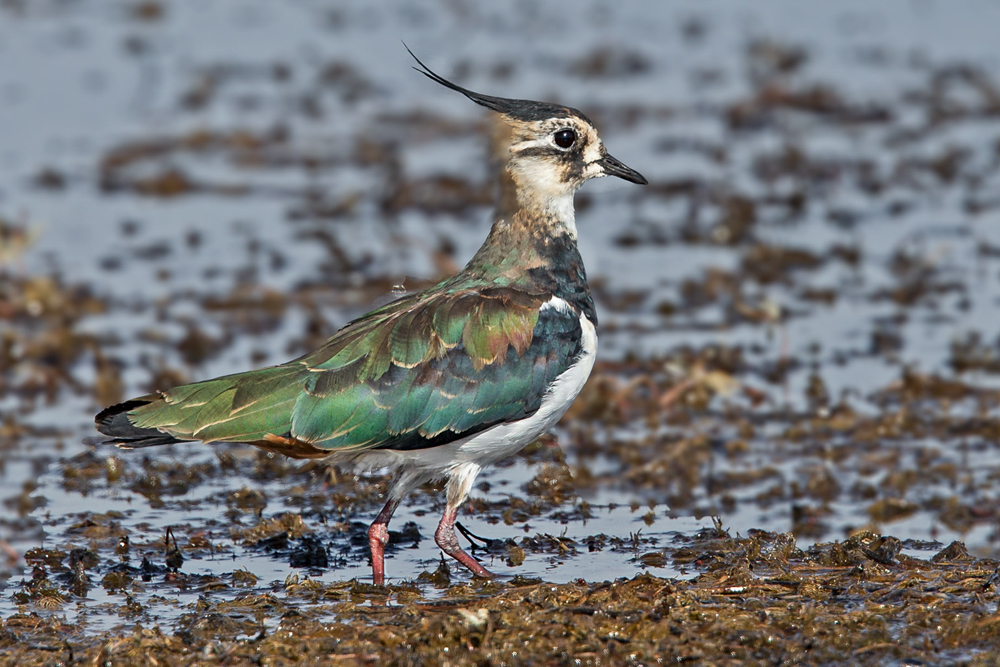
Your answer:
(4, 1), (1000, 664)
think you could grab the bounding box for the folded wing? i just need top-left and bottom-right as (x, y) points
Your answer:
(97, 286), (584, 457)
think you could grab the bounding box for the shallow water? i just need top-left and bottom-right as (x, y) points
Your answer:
(4, 0), (1000, 636)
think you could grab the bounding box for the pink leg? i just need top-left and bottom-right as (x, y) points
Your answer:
(368, 497), (399, 586)
(434, 505), (494, 579)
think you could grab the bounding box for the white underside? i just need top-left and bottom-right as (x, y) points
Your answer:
(328, 297), (597, 504)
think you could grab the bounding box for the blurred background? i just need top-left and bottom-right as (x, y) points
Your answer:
(4, 0), (1000, 623)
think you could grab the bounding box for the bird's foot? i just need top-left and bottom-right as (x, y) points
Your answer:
(455, 521), (515, 554)
(449, 547), (496, 580)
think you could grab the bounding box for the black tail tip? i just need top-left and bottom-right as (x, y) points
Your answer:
(94, 398), (182, 448)
(95, 399), (151, 429)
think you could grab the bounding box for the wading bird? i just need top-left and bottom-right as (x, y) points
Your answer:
(96, 50), (647, 585)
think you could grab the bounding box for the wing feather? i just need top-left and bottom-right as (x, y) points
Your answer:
(110, 285), (586, 455)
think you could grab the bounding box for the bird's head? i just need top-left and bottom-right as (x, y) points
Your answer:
(408, 48), (647, 208)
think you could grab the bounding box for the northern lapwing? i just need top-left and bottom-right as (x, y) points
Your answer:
(96, 50), (647, 585)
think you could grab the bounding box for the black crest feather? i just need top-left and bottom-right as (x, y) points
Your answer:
(404, 43), (589, 124)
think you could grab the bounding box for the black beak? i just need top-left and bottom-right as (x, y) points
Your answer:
(597, 154), (648, 185)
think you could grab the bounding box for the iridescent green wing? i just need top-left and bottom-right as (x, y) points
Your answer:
(290, 287), (584, 451)
(124, 287), (584, 455)
(125, 364), (306, 446)
(122, 292), (429, 448)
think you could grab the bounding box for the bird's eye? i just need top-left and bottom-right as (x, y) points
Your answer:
(554, 129), (577, 149)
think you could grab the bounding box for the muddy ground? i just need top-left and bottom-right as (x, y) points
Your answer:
(3, 1), (1000, 665)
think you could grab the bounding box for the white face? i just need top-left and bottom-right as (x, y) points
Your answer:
(506, 116), (609, 200)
